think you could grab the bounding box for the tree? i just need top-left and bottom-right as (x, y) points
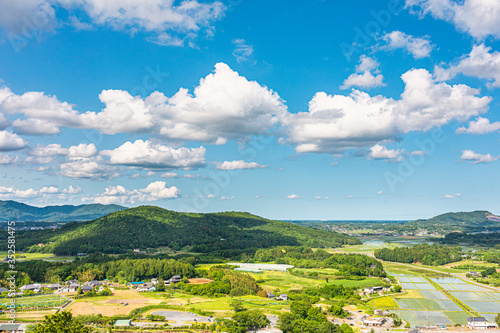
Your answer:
(495, 313), (500, 327)
(230, 300), (247, 313)
(29, 311), (93, 333)
(232, 311), (270, 331)
(394, 285), (402, 292)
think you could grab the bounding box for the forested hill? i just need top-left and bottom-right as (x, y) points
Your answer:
(0, 200), (125, 222)
(407, 210), (500, 233)
(14, 206), (361, 255)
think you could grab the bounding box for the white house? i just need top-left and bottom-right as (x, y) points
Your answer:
(467, 317), (498, 330)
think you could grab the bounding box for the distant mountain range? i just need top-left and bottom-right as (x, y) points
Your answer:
(0, 200), (126, 222)
(13, 206), (361, 255)
(408, 210), (500, 232)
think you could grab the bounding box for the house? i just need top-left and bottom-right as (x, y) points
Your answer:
(365, 286), (384, 294)
(276, 294), (288, 301)
(0, 287), (8, 294)
(370, 265), (378, 269)
(130, 281), (144, 287)
(68, 279), (78, 284)
(467, 317), (498, 329)
(19, 284), (41, 292)
(374, 309), (390, 316)
(47, 283), (61, 290)
(81, 286), (93, 293)
(363, 317), (386, 327)
(114, 320), (132, 327)
(408, 329), (421, 333)
(76, 253), (86, 256)
(0, 324), (25, 332)
(151, 278), (158, 285)
(469, 271), (480, 277)
(88, 280), (102, 287)
(168, 275), (182, 284)
(266, 292), (275, 299)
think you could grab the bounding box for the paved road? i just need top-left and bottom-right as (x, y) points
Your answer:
(152, 310), (212, 325)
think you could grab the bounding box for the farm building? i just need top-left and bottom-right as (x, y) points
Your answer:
(364, 286), (384, 294)
(0, 323), (26, 332)
(114, 320), (132, 327)
(363, 317), (386, 327)
(467, 317), (498, 329)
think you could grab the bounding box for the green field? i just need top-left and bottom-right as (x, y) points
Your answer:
(0, 294), (69, 309)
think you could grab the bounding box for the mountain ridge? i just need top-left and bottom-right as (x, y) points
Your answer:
(13, 205), (361, 255)
(0, 200), (126, 222)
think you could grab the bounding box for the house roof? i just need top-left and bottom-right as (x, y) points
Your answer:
(468, 317), (487, 322)
(114, 319), (132, 326)
(0, 324), (21, 330)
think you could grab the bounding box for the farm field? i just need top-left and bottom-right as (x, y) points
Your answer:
(0, 294), (69, 309)
(382, 263), (500, 327)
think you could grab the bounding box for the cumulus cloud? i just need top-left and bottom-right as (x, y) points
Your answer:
(284, 68), (491, 154)
(28, 143), (68, 157)
(101, 140), (206, 169)
(220, 195), (235, 200)
(0, 63), (286, 144)
(0, 154), (19, 165)
(460, 150), (498, 163)
(435, 44), (500, 88)
(151, 62), (287, 143)
(60, 155), (119, 180)
(0, 185), (79, 199)
(440, 193), (462, 199)
(214, 160), (267, 170)
(406, 0), (500, 39)
(90, 181), (180, 204)
(456, 117), (500, 134)
(0, 113), (9, 130)
(380, 31), (432, 58)
(0, 131), (27, 151)
(341, 56), (384, 90)
(286, 194), (300, 199)
(368, 144), (404, 161)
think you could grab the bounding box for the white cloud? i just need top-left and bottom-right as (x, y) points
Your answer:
(286, 194), (300, 199)
(152, 62), (287, 143)
(0, 0), (225, 47)
(347, 195), (354, 198)
(60, 155), (119, 180)
(101, 140), (206, 169)
(411, 150), (427, 156)
(341, 55), (384, 90)
(456, 117), (500, 134)
(221, 195), (235, 200)
(68, 143), (98, 158)
(214, 160), (267, 170)
(232, 39), (254, 63)
(377, 191), (383, 195)
(435, 44), (500, 88)
(380, 31), (432, 58)
(0, 0), (57, 42)
(460, 149), (498, 163)
(0, 131), (26, 151)
(0, 185), (78, 199)
(0, 154), (18, 165)
(90, 181), (180, 204)
(29, 143), (68, 157)
(440, 193), (462, 199)
(314, 196), (329, 200)
(160, 172), (178, 179)
(406, 0), (500, 39)
(369, 144), (404, 161)
(1, 63), (286, 143)
(0, 113), (9, 130)
(284, 68), (491, 154)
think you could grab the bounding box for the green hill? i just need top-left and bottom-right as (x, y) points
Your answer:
(15, 206), (361, 255)
(408, 210), (500, 233)
(0, 200), (126, 222)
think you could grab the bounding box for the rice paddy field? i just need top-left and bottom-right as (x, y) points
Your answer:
(0, 294), (69, 309)
(384, 269), (500, 327)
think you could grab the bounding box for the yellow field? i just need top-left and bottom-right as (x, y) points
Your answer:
(67, 289), (163, 316)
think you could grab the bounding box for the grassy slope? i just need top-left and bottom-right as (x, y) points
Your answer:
(15, 206), (361, 255)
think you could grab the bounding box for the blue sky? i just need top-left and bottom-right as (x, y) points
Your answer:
(0, 0), (500, 220)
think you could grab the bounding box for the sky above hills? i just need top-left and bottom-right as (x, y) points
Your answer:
(0, 0), (499, 220)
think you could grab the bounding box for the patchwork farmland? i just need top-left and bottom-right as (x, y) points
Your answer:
(387, 272), (500, 327)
